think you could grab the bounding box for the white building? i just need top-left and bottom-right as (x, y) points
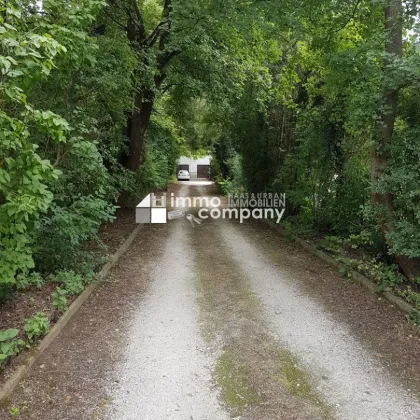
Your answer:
(177, 156), (211, 179)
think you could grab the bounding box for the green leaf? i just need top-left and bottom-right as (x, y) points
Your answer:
(0, 329), (19, 342)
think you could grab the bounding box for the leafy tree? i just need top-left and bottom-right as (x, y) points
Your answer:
(2, 0), (420, 302)
(0, 3), (68, 292)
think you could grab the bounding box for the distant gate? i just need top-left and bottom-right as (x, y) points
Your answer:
(197, 165), (210, 179)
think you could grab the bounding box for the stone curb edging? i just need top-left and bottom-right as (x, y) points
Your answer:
(262, 220), (418, 318)
(0, 223), (144, 403)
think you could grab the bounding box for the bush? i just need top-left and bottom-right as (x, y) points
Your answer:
(0, 329), (25, 367)
(16, 272), (44, 291)
(32, 137), (116, 273)
(24, 313), (49, 343)
(220, 155), (246, 195)
(52, 271), (84, 295)
(52, 287), (68, 314)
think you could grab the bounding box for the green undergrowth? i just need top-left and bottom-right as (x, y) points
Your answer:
(266, 218), (420, 324)
(0, 266), (97, 371)
(316, 233), (420, 324)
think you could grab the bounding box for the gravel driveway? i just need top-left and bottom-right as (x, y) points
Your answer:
(2, 181), (420, 420)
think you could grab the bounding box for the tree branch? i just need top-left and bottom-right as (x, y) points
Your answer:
(130, 0), (145, 32)
(334, 0), (361, 33)
(142, 19), (169, 47)
(105, 11), (127, 31)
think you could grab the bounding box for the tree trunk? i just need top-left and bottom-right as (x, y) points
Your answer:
(123, 0), (173, 173)
(371, 0), (401, 214)
(126, 90), (155, 171)
(370, 0), (420, 278)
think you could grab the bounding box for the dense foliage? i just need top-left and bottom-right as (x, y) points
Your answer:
(207, 0), (420, 283)
(0, 0), (420, 330)
(0, 0), (203, 296)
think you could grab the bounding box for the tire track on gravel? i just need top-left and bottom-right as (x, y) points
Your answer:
(191, 219), (333, 420)
(106, 220), (228, 420)
(219, 221), (420, 420)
